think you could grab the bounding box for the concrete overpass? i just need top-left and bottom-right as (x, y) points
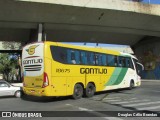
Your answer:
(0, 0), (160, 79)
(0, 0), (160, 45)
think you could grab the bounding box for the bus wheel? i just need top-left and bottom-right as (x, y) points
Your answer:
(85, 83), (95, 98)
(72, 84), (83, 99)
(129, 80), (134, 90)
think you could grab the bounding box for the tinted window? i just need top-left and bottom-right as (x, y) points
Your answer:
(50, 46), (134, 68)
(50, 46), (67, 64)
(133, 58), (139, 72)
(86, 52), (95, 65)
(126, 57), (134, 69)
(107, 55), (117, 66)
(67, 49), (80, 64)
(118, 56), (126, 67)
(95, 53), (102, 65)
(114, 56), (118, 67)
(80, 51), (87, 64)
(102, 54), (107, 66)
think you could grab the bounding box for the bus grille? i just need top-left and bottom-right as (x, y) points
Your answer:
(24, 65), (42, 71)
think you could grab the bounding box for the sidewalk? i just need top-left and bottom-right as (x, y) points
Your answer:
(141, 79), (160, 82)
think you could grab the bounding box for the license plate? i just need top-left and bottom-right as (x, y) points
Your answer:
(30, 90), (35, 93)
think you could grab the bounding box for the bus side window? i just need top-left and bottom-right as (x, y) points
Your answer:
(67, 49), (76, 64)
(94, 53), (99, 65)
(67, 49), (71, 64)
(60, 52), (66, 63)
(114, 56), (118, 67)
(90, 52), (95, 65)
(119, 57), (126, 67)
(102, 54), (107, 66)
(130, 58), (134, 69)
(126, 58), (134, 69)
(108, 55), (115, 66)
(106, 55), (108, 66)
(75, 51), (80, 64)
(87, 52), (94, 65)
(50, 46), (67, 64)
(98, 54), (103, 66)
(81, 51), (87, 64)
(122, 57), (126, 67)
(99, 54), (103, 65)
(118, 56), (122, 67)
(126, 58), (130, 67)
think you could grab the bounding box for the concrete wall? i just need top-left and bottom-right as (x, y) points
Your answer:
(135, 37), (160, 80)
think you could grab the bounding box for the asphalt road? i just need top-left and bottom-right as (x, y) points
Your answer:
(0, 80), (160, 120)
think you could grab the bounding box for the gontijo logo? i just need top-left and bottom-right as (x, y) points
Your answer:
(26, 45), (39, 55)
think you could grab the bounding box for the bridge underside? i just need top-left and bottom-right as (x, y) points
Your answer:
(0, 0), (160, 80)
(0, 0), (160, 46)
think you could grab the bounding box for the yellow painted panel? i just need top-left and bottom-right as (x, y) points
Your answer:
(51, 77), (67, 96)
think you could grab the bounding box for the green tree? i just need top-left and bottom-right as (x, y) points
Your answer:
(2, 41), (21, 50)
(0, 53), (17, 81)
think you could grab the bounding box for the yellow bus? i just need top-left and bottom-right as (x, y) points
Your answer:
(22, 41), (143, 99)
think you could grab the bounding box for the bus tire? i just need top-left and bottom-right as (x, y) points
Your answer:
(85, 83), (95, 98)
(129, 80), (134, 90)
(72, 84), (83, 99)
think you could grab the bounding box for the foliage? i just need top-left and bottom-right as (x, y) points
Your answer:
(2, 41), (21, 50)
(0, 53), (18, 81)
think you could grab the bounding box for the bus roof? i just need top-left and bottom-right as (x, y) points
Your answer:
(45, 41), (121, 56)
(24, 41), (136, 58)
(120, 52), (138, 60)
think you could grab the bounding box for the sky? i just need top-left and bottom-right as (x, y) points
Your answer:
(141, 0), (160, 4)
(62, 42), (129, 48)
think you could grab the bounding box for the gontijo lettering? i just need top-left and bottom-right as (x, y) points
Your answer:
(23, 59), (43, 65)
(80, 68), (107, 74)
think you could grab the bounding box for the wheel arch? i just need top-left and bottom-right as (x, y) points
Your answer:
(75, 82), (84, 89)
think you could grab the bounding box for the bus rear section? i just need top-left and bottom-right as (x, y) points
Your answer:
(22, 42), (51, 96)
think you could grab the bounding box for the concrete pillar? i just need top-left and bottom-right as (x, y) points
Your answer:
(38, 23), (43, 42)
(133, 37), (160, 80)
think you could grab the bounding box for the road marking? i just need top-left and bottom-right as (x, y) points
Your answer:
(78, 107), (93, 111)
(66, 104), (124, 120)
(123, 101), (160, 107)
(113, 99), (150, 104)
(103, 99), (122, 102)
(104, 98), (137, 102)
(78, 107), (124, 120)
(137, 105), (160, 110)
(104, 117), (124, 120)
(91, 96), (99, 99)
(150, 90), (160, 93)
(102, 97), (121, 100)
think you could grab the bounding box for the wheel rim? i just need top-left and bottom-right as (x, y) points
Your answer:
(88, 86), (94, 94)
(75, 86), (82, 97)
(86, 84), (95, 98)
(15, 91), (21, 97)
